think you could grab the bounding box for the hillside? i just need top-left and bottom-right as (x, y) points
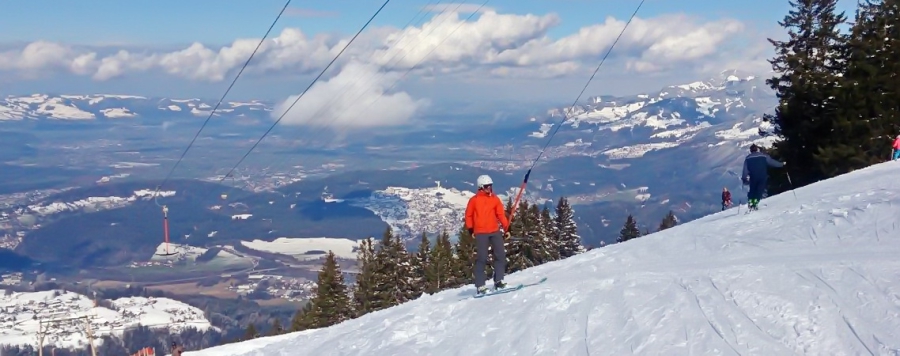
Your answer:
(0, 289), (212, 349)
(187, 161), (900, 355)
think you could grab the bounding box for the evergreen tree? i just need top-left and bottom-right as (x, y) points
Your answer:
(505, 200), (531, 272)
(540, 205), (561, 261)
(426, 230), (454, 294)
(824, 0), (900, 171)
(410, 231), (431, 296)
(617, 214), (641, 243)
(243, 323), (258, 341)
(658, 211), (678, 231)
(267, 319), (283, 336)
(290, 302), (314, 332)
(351, 237), (377, 317)
(553, 196), (584, 258)
(765, 0), (850, 194)
(506, 202), (557, 273)
(452, 224), (476, 287)
(305, 250), (354, 329)
(370, 226), (415, 310)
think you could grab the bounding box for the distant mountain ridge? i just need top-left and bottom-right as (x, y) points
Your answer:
(0, 94), (272, 121)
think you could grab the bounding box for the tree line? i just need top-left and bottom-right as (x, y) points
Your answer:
(615, 210), (678, 243)
(764, 0), (899, 196)
(239, 196), (584, 336)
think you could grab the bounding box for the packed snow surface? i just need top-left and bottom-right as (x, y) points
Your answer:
(188, 161), (900, 356)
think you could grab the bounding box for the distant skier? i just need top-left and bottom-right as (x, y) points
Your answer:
(742, 144), (785, 210)
(892, 134), (900, 161)
(465, 174), (511, 295)
(721, 187), (732, 211)
(171, 341), (184, 356)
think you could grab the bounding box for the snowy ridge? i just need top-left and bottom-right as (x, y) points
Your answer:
(24, 189), (175, 216)
(0, 94), (271, 121)
(241, 237), (359, 261)
(189, 161), (900, 356)
(531, 69), (777, 159)
(0, 290), (212, 349)
(348, 184), (475, 241)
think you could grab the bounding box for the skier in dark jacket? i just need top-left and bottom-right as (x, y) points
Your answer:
(742, 144), (785, 210)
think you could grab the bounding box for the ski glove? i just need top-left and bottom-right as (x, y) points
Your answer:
(503, 231), (511, 240)
(467, 228), (474, 235)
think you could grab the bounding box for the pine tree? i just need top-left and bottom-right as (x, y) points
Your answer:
(410, 231), (431, 297)
(540, 205), (561, 261)
(290, 302), (314, 331)
(658, 211), (678, 231)
(765, 0), (850, 194)
(305, 250), (354, 329)
(267, 319), (283, 336)
(370, 226), (415, 310)
(553, 196), (584, 258)
(351, 237), (377, 317)
(824, 0), (900, 171)
(505, 200), (531, 272)
(426, 230), (454, 294)
(452, 224), (476, 287)
(617, 214), (641, 243)
(243, 323), (258, 341)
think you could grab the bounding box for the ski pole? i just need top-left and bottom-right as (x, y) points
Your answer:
(785, 171), (797, 200)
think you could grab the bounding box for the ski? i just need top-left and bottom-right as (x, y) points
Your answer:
(472, 277), (547, 299)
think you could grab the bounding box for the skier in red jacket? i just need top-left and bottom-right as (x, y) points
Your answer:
(721, 187), (732, 211)
(465, 174), (511, 295)
(892, 134), (900, 161)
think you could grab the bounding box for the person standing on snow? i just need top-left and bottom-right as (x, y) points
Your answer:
(721, 187), (732, 211)
(465, 174), (511, 295)
(892, 134), (900, 161)
(742, 144), (785, 210)
(171, 341), (184, 356)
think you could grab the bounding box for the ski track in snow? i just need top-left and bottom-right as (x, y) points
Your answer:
(188, 162), (900, 356)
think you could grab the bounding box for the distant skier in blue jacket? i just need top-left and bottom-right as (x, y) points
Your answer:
(742, 144), (785, 210)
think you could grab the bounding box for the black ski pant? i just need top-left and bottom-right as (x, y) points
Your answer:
(747, 177), (767, 201)
(474, 231), (506, 288)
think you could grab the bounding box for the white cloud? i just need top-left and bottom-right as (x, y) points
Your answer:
(272, 61), (430, 129)
(0, 10), (758, 83)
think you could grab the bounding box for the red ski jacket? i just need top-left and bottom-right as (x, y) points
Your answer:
(465, 190), (510, 235)
(722, 191), (731, 202)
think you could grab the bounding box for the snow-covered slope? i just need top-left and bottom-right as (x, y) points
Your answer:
(0, 290), (212, 349)
(187, 161), (900, 355)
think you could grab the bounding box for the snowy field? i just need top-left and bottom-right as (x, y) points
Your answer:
(0, 290), (211, 349)
(188, 161), (900, 356)
(241, 237), (359, 261)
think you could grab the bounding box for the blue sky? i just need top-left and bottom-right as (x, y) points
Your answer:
(2, 0), (856, 46)
(0, 0), (862, 117)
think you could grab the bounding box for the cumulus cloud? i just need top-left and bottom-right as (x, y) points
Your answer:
(0, 10), (756, 83)
(272, 61), (430, 129)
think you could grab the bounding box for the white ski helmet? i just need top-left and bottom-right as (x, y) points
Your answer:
(476, 174), (493, 189)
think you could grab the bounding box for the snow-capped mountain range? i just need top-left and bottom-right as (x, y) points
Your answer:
(0, 94), (271, 121)
(527, 69), (777, 161)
